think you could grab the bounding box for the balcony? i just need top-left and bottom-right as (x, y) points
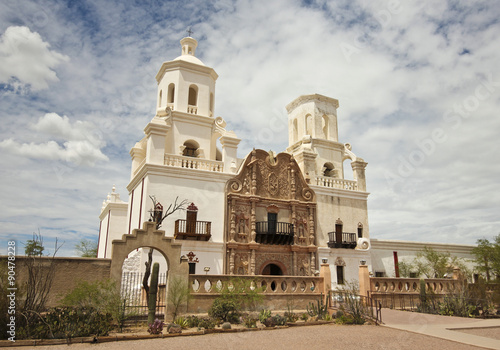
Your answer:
(174, 219), (211, 241)
(255, 222), (294, 245)
(315, 176), (358, 191)
(327, 232), (357, 249)
(164, 154), (224, 172)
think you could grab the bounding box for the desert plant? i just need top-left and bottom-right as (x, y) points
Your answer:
(262, 316), (276, 327)
(173, 316), (189, 329)
(219, 277), (264, 311)
(337, 281), (368, 324)
(242, 315), (258, 328)
(273, 314), (287, 326)
(208, 298), (238, 322)
(259, 309), (272, 323)
(60, 279), (132, 330)
(300, 313), (309, 322)
(198, 317), (216, 330)
(186, 315), (200, 328)
(167, 276), (192, 321)
(284, 311), (298, 323)
(148, 318), (164, 334)
(307, 294), (328, 320)
(148, 263), (160, 324)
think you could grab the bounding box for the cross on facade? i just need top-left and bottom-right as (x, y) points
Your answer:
(186, 27), (193, 37)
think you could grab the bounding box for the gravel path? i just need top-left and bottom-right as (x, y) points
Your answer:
(6, 324), (484, 350)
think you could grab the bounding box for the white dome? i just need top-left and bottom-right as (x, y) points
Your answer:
(173, 54), (205, 66)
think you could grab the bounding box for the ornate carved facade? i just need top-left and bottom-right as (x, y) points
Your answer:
(225, 149), (318, 276)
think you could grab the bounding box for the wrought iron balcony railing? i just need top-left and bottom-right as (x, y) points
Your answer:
(174, 219), (211, 241)
(255, 221), (294, 245)
(327, 232), (357, 249)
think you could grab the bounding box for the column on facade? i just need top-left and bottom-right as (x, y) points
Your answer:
(229, 248), (235, 275)
(308, 205), (315, 246)
(351, 160), (368, 192)
(229, 198), (236, 242)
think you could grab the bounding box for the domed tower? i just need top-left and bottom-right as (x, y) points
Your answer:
(155, 36), (217, 118)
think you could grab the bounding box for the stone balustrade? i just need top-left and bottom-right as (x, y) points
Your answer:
(189, 274), (322, 295)
(164, 154), (224, 172)
(370, 277), (461, 295)
(187, 105), (198, 114)
(315, 176), (358, 191)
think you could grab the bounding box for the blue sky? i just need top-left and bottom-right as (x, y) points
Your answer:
(0, 0), (499, 256)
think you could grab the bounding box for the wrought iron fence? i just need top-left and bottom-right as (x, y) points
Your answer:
(328, 290), (382, 324)
(120, 272), (168, 317)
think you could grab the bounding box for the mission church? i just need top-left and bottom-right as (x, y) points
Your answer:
(97, 36), (475, 287)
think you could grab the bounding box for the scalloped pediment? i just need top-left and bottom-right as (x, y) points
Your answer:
(227, 149), (315, 202)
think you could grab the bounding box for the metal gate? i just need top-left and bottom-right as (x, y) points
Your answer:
(120, 272), (168, 317)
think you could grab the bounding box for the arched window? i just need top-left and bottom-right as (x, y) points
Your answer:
(158, 90), (162, 108)
(188, 85), (198, 106)
(167, 83), (175, 103)
(357, 223), (363, 238)
(183, 140), (199, 158)
(322, 115), (328, 139)
(305, 114), (313, 136)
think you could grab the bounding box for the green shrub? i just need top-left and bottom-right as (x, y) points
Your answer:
(208, 298), (239, 322)
(284, 311), (298, 323)
(198, 317), (216, 330)
(242, 315), (258, 328)
(273, 314), (287, 326)
(173, 317), (189, 329)
(335, 314), (355, 325)
(262, 316), (276, 327)
(259, 309), (272, 323)
(21, 307), (113, 339)
(186, 315), (200, 328)
(59, 279), (129, 329)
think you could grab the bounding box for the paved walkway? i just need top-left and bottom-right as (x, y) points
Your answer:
(381, 309), (500, 349)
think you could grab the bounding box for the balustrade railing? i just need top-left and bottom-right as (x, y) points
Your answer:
(174, 219), (211, 241)
(370, 277), (461, 295)
(315, 176), (358, 191)
(189, 275), (322, 295)
(327, 232), (357, 249)
(255, 221), (294, 245)
(187, 105), (198, 114)
(164, 154), (224, 172)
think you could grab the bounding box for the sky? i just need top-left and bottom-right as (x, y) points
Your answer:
(0, 0), (499, 257)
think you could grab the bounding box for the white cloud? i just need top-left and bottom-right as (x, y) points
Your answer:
(0, 113), (108, 166)
(0, 26), (69, 91)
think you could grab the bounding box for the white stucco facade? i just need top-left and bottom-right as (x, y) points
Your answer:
(97, 36), (476, 288)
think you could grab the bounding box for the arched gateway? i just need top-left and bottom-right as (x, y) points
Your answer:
(110, 221), (188, 287)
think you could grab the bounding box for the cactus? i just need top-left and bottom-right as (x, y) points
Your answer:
(307, 293), (328, 320)
(148, 262), (160, 325)
(419, 278), (426, 303)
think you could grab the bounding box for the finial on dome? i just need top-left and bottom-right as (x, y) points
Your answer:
(186, 27), (194, 37)
(180, 36), (198, 57)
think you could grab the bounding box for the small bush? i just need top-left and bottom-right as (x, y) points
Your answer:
(186, 315), (200, 328)
(22, 307), (113, 339)
(242, 315), (258, 328)
(335, 314), (355, 325)
(300, 313), (309, 321)
(198, 317), (216, 330)
(273, 314), (287, 326)
(259, 309), (272, 323)
(284, 311), (298, 323)
(263, 317), (276, 328)
(208, 298), (239, 322)
(173, 317), (189, 329)
(148, 319), (164, 334)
